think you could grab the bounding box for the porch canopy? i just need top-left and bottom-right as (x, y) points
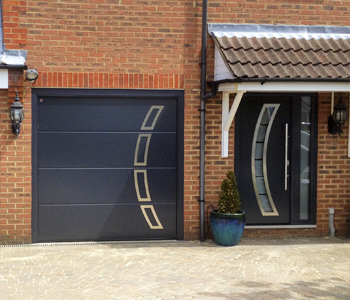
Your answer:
(208, 23), (350, 157)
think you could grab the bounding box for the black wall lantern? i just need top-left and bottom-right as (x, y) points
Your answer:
(328, 94), (348, 137)
(10, 91), (24, 138)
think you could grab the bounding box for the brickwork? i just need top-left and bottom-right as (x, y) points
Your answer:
(0, 69), (31, 244)
(34, 72), (184, 89)
(206, 0), (350, 26)
(317, 92), (350, 237)
(1, 0), (349, 243)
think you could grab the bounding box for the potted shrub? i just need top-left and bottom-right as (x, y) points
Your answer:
(210, 170), (245, 246)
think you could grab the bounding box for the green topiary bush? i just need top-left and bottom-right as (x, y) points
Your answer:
(218, 170), (241, 214)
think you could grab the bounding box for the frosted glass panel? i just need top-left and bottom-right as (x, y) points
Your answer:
(260, 195), (273, 212)
(257, 125), (267, 142)
(300, 97), (311, 221)
(256, 177), (267, 194)
(255, 160), (263, 177)
(255, 143), (263, 160)
(260, 107), (275, 125)
(252, 104), (280, 216)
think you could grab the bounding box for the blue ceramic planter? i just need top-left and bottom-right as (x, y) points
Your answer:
(210, 209), (245, 246)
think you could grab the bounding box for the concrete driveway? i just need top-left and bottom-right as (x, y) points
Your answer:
(0, 237), (349, 299)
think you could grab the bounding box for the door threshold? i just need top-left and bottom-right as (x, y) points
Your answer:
(245, 225), (317, 229)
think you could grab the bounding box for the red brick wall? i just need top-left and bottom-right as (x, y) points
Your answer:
(1, 0), (349, 243)
(207, 0), (350, 26)
(0, 69), (32, 244)
(318, 92), (350, 237)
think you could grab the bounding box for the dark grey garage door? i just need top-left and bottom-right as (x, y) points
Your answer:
(32, 89), (184, 242)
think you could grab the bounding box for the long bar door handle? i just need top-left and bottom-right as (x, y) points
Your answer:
(285, 123), (289, 190)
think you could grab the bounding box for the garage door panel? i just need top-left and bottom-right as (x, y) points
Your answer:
(38, 204), (176, 242)
(38, 133), (176, 168)
(38, 169), (176, 205)
(34, 89), (183, 242)
(38, 97), (177, 132)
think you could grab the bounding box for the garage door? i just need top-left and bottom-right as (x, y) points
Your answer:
(32, 89), (184, 242)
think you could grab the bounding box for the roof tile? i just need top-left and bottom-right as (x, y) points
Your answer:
(214, 35), (350, 79)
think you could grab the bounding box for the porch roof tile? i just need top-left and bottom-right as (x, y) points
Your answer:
(210, 24), (350, 80)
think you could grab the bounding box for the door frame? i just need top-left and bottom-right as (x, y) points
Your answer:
(234, 92), (318, 226)
(31, 88), (184, 242)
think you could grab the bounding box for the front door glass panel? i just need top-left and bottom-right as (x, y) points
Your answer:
(252, 104), (280, 216)
(300, 96), (312, 220)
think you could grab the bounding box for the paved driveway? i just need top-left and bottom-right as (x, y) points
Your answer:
(0, 237), (350, 299)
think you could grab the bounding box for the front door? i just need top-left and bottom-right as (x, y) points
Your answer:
(235, 93), (317, 226)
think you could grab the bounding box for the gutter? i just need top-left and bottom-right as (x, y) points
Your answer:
(199, 0), (217, 242)
(209, 77), (350, 86)
(0, 64), (27, 70)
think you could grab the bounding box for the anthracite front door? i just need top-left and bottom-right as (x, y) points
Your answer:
(235, 93), (317, 226)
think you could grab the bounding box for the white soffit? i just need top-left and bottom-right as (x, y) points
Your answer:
(0, 69), (8, 89)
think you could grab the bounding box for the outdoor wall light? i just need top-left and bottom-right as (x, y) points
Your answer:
(10, 91), (24, 138)
(328, 94), (348, 137)
(25, 68), (39, 82)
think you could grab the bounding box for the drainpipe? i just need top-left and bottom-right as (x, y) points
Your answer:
(329, 207), (335, 237)
(199, 0), (216, 242)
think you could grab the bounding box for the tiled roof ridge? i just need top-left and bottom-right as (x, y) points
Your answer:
(214, 32), (350, 40)
(208, 23), (350, 38)
(216, 36), (350, 52)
